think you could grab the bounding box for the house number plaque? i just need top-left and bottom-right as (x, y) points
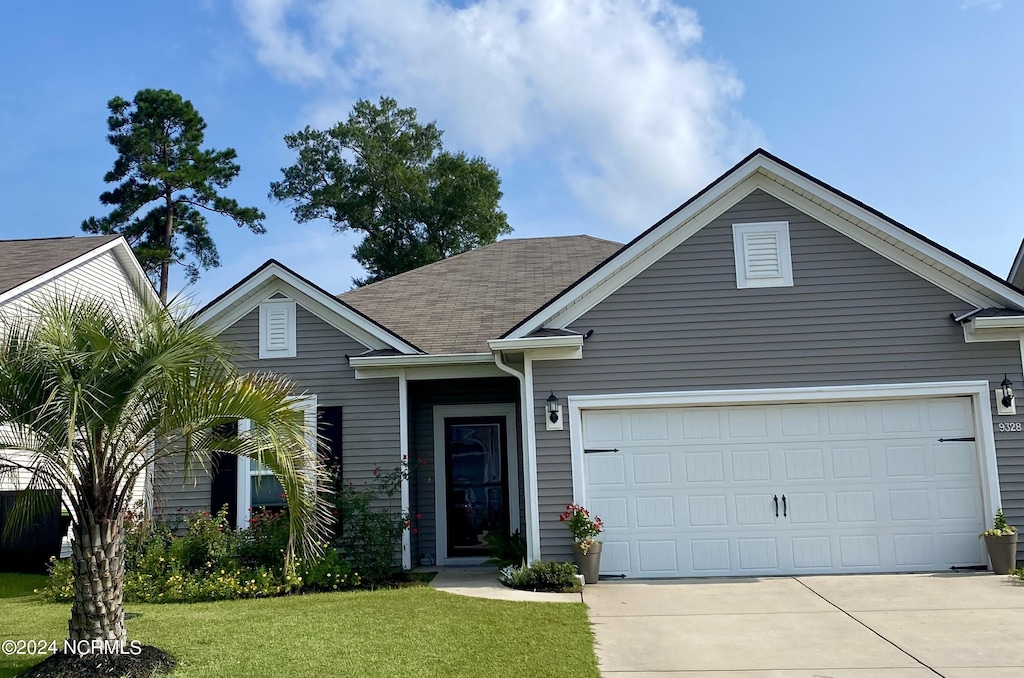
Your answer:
(997, 422), (1023, 433)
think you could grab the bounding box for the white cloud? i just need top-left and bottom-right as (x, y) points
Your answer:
(960, 0), (1002, 9)
(234, 0), (762, 229)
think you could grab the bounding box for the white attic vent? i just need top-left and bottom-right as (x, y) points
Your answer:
(733, 221), (793, 289)
(259, 299), (296, 359)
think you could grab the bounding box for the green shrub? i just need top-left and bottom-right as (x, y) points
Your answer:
(236, 508), (290, 569)
(485, 530), (527, 568)
(333, 464), (409, 587)
(297, 548), (360, 590)
(170, 506), (236, 571)
(498, 560), (581, 593)
(37, 557), (73, 602)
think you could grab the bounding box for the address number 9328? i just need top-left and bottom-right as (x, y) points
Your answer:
(997, 422), (1023, 432)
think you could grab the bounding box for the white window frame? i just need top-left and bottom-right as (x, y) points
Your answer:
(732, 221), (793, 289)
(259, 298), (297, 359)
(235, 394), (318, 529)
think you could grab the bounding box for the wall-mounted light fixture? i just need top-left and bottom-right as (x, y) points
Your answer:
(997, 374), (1017, 416)
(546, 391), (563, 431)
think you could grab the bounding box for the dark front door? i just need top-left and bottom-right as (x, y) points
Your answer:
(444, 416), (508, 559)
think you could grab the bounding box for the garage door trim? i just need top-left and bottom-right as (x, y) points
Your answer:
(567, 381), (1001, 535)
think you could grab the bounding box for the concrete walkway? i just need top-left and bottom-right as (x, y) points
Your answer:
(584, 572), (1024, 677)
(428, 566), (582, 603)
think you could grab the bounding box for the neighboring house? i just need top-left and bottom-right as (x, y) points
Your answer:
(0, 235), (158, 558)
(159, 149), (1024, 579)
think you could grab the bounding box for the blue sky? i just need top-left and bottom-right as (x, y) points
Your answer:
(1, 1), (1021, 305)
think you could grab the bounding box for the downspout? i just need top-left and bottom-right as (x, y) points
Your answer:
(493, 351), (542, 563)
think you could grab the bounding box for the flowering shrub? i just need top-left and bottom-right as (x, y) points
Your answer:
(236, 508), (290, 568)
(171, 505), (235, 571)
(981, 508), (1018, 537)
(559, 503), (604, 554)
(498, 560), (581, 593)
(333, 462), (410, 587)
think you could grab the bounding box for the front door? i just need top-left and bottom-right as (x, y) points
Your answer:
(444, 416), (509, 559)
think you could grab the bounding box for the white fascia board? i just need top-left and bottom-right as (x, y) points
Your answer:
(0, 237), (155, 307)
(355, 362), (507, 381)
(487, 335), (584, 352)
(509, 154), (1024, 337)
(195, 263), (419, 354)
(349, 352), (493, 368)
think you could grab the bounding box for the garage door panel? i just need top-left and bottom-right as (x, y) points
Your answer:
(582, 396), (987, 578)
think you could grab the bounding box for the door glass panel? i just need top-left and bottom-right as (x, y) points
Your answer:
(446, 419), (506, 558)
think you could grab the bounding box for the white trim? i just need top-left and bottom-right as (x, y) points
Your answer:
(355, 363), (507, 381)
(487, 335), (583, 352)
(350, 353), (493, 368)
(399, 370), (411, 570)
(506, 154), (1024, 338)
(235, 395), (318, 530)
(432, 403), (520, 566)
(567, 381), (1002, 536)
(259, 298), (296, 359)
(732, 221), (793, 289)
(195, 262), (419, 354)
(0, 237), (160, 308)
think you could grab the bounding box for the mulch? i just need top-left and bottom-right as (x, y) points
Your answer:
(18, 645), (175, 678)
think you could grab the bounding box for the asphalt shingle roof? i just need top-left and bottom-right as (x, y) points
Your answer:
(338, 235), (623, 354)
(0, 235), (121, 296)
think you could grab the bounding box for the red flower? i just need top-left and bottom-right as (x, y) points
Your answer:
(412, 527), (419, 535)
(415, 513), (422, 520)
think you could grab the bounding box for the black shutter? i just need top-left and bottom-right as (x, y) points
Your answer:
(318, 406), (343, 477)
(210, 421), (239, 528)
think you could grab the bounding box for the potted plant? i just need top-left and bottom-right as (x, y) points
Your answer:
(980, 508), (1018, 575)
(560, 503), (604, 584)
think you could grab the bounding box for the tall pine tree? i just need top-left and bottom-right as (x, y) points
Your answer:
(83, 89), (265, 301)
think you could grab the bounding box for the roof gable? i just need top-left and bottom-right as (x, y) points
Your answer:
(194, 260), (422, 354)
(0, 235), (158, 308)
(503, 149), (1024, 338)
(338, 235), (621, 354)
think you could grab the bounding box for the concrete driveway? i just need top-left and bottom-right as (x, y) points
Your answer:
(584, 573), (1024, 677)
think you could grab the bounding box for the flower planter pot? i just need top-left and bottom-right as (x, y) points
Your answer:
(984, 533), (1019, 575)
(572, 541), (602, 584)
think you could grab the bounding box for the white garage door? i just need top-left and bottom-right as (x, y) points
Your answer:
(581, 396), (987, 578)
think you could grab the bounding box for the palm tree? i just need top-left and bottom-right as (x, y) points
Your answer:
(0, 292), (328, 645)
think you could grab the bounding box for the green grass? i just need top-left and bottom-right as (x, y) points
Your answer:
(0, 573), (598, 678)
(0, 574), (46, 599)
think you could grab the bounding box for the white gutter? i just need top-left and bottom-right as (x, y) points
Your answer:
(349, 353), (494, 369)
(493, 351), (542, 563)
(487, 335), (583, 352)
(971, 316), (1024, 330)
(398, 369), (411, 570)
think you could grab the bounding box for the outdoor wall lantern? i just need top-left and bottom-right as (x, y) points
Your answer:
(997, 374), (1017, 416)
(546, 391), (563, 431)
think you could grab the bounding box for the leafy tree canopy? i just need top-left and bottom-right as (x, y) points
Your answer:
(83, 88), (265, 301)
(270, 96), (511, 286)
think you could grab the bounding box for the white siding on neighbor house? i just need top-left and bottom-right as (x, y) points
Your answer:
(531, 189), (1024, 560)
(154, 304), (402, 524)
(0, 248), (151, 556)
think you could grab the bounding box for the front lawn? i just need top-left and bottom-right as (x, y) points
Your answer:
(0, 574), (598, 678)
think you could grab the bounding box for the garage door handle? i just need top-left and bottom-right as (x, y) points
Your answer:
(773, 495), (778, 517)
(782, 494), (787, 517)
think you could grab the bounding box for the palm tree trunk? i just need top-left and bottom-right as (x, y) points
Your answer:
(68, 514), (127, 644)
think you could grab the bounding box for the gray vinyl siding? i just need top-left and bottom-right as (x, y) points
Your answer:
(408, 378), (523, 565)
(153, 305), (401, 524)
(532, 188), (1024, 559)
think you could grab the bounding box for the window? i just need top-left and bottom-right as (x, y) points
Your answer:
(235, 395), (317, 528)
(732, 221), (793, 289)
(259, 299), (296, 359)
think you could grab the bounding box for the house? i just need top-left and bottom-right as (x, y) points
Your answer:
(0, 235), (158, 560)
(159, 149), (1024, 578)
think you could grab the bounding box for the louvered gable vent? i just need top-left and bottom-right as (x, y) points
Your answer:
(259, 299), (296, 358)
(732, 222), (793, 288)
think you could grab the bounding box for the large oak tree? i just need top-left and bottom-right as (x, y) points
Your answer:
(270, 96), (510, 286)
(83, 89), (265, 301)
